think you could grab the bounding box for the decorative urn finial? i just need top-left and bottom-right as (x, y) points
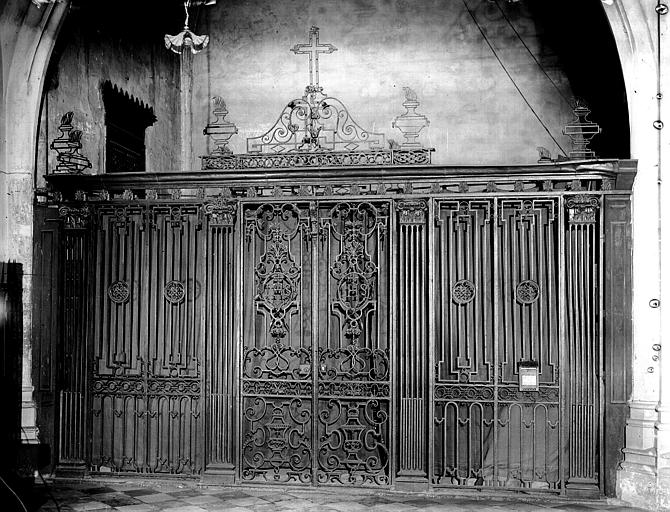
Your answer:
(563, 98), (601, 159)
(203, 96), (238, 154)
(392, 87), (430, 149)
(49, 112), (92, 174)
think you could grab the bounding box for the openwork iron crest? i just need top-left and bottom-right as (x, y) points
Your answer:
(200, 26), (433, 170)
(452, 279), (476, 305)
(247, 94), (385, 154)
(107, 280), (130, 304)
(516, 280), (540, 305)
(164, 280), (186, 304)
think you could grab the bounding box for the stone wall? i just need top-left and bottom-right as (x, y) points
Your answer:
(35, 5), (181, 184)
(192, 0), (578, 165)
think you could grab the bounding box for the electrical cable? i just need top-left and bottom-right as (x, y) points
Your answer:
(20, 427), (61, 512)
(461, 0), (568, 156)
(0, 474), (28, 512)
(492, 0), (573, 108)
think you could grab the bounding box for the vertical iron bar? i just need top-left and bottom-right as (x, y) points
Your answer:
(493, 198), (500, 487)
(235, 201), (244, 481)
(389, 199), (397, 486)
(558, 196), (566, 494)
(311, 202), (319, 484)
(598, 201), (604, 492)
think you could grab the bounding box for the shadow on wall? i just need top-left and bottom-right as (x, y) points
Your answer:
(526, 0), (629, 158)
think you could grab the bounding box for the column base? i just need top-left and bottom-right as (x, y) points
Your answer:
(21, 387), (40, 444)
(395, 470), (429, 492)
(565, 478), (600, 498)
(658, 467), (670, 511)
(201, 463), (235, 485)
(55, 461), (88, 478)
(617, 464), (658, 510)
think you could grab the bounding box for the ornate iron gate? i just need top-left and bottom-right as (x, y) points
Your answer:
(43, 161), (628, 494)
(430, 195), (601, 492)
(241, 201), (391, 485)
(88, 205), (205, 475)
(432, 198), (561, 490)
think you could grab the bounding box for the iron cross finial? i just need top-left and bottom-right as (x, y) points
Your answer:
(291, 26), (337, 89)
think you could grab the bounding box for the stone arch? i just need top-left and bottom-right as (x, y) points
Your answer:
(0, 0), (70, 443)
(0, 1), (664, 506)
(601, 1), (668, 509)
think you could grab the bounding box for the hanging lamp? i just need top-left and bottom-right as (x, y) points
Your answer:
(164, 0), (210, 55)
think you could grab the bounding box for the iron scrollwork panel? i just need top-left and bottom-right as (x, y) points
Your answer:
(433, 198), (562, 491)
(241, 203), (314, 483)
(241, 200), (391, 486)
(495, 199), (561, 490)
(433, 200), (495, 486)
(435, 200), (494, 385)
(497, 199), (559, 386)
(316, 202), (391, 486)
(90, 206), (204, 475)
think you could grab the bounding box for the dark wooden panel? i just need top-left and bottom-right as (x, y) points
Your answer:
(602, 195), (632, 497)
(57, 206), (94, 475)
(0, 261), (23, 479)
(32, 205), (62, 469)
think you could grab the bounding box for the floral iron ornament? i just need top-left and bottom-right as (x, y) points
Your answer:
(164, 0), (209, 55)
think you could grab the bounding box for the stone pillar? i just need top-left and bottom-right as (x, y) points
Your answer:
(655, 1), (670, 508)
(604, 1), (668, 508)
(0, 0), (70, 448)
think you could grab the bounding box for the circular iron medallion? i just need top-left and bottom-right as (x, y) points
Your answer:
(452, 279), (476, 305)
(164, 280), (186, 304)
(108, 280), (130, 304)
(516, 280), (540, 305)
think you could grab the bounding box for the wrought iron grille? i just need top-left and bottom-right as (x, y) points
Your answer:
(241, 201), (391, 486)
(433, 198), (561, 490)
(43, 160), (631, 494)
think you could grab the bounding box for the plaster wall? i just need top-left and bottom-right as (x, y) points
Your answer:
(192, 0), (575, 166)
(35, 16), (182, 183)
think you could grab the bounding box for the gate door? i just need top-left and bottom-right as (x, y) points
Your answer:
(241, 201), (391, 486)
(433, 198), (562, 490)
(89, 205), (205, 475)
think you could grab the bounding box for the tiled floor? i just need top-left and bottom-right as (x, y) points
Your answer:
(25, 480), (648, 512)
